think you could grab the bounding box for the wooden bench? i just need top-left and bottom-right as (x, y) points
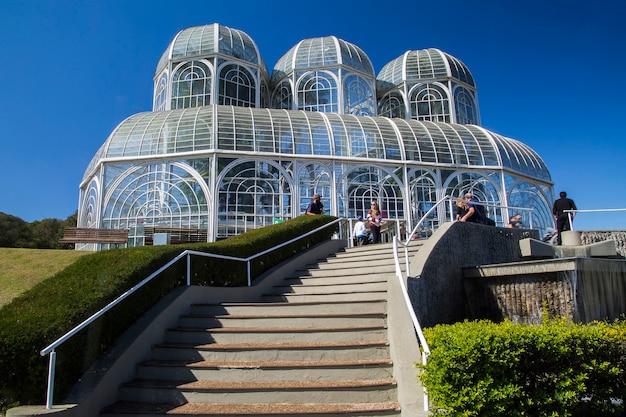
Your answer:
(59, 228), (129, 245)
(143, 227), (207, 245)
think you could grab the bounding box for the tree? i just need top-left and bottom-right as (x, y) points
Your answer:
(0, 213), (32, 248)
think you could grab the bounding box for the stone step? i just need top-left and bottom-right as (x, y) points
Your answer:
(310, 256), (401, 269)
(118, 378), (398, 403)
(260, 290), (387, 303)
(282, 273), (386, 285)
(100, 400), (402, 417)
(294, 263), (396, 277)
(150, 340), (391, 362)
(267, 281), (388, 295)
(178, 313), (386, 329)
(134, 359), (394, 382)
(163, 325), (388, 344)
(189, 300), (387, 316)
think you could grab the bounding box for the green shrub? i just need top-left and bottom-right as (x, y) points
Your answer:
(0, 215), (337, 408)
(419, 319), (626, 416)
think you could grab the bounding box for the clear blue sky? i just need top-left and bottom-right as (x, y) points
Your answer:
(1, 0), (625, 230)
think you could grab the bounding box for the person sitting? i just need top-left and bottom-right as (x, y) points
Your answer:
(506, 213), (522, 228)
(352, 215), (368, 246)
(459, 193), (486, 223)
(455, 198), (469, 221)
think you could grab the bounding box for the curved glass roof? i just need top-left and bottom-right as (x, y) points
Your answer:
(84, 105), (549, 182)
(272, 36), (374, 83)
(155, 24), (266, 76)
(377, 48), (475, 88)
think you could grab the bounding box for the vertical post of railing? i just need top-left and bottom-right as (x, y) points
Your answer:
(45, 350), (56, 409)
(247, 261), (251, 287)
(186, 253), (191, 286)
(568, 212), (574, 231)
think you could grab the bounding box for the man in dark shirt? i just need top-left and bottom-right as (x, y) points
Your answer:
(460, 193), (485, 223)
(552, 191), (577, 245)
(305, 194), (324, 215)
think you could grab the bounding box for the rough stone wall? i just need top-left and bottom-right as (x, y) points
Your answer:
(407, 225), (626, 327)
(406, 222), (538, 328)
(581, 230), (626, 257)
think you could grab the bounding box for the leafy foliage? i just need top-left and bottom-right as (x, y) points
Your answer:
(420, 319), (626, 417)
(0, 211), (77, 249)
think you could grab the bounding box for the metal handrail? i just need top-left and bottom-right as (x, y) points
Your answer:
(40, 218), (343, 409)
(392, 237), (431, 411)
(565, 208), (626, 231)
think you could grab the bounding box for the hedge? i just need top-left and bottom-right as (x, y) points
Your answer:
(420, 318), (626, 417)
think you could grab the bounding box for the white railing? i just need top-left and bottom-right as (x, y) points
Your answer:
(390, 195), (539, 412)
(565, 208), (626, 230)
(40, 218), (343, 409)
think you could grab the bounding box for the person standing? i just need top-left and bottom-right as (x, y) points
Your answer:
(305, 194), (324, 215)
(552, 191), (577, 245)
(367, 201), (382, 243)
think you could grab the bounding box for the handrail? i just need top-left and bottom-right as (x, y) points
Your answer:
(40, 218), (343, 409)
(565, 208), (626, 231)
(392, 237), (431, 411)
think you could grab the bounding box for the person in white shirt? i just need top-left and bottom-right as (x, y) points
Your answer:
(352, 215), (368, 246)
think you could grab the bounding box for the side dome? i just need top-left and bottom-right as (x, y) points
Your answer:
(272, 36), (374, 83)
(155, 24), (265, 76)
(377, 48), (475, 88)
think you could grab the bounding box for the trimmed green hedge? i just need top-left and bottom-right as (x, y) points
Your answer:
(420, 319), (626, 417)
(0, 215), (337, 409)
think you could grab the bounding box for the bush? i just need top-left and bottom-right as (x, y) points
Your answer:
(419, 319), (626, 416)
(0, 215), (338, 408)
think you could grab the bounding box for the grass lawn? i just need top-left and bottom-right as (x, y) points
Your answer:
(0, 248), (89, 308)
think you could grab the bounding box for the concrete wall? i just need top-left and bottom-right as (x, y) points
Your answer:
(581, 230), (626, 257)
(406, 224), (626, 328)
(406, 222), (538, 328)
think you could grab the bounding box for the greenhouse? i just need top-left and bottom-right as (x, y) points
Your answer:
(78, 23), (554, 249)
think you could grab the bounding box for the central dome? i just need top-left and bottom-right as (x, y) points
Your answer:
(272, 36), (374, 83)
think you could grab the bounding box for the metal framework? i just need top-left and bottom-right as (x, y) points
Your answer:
(77, 23), (554, 249)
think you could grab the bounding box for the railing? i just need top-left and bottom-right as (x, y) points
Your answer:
(40, 218), (343, 409)
(565, 208), (626, 230)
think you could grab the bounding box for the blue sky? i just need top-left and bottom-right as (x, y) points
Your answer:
(1, 0), (625, 230)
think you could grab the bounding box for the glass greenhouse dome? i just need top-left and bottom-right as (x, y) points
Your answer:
(77, 23), (554, 249)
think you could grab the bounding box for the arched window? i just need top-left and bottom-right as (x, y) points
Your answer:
(343, 75), (375, 116)
(378, 92), (405, 119)
(297, 71), (337, 113)
(218, 64), (255, 107)
(454, 87), (478, 125)
(271, 81), (293, 110)
(218, 160), (292, 237)
(153, 73), (168, 112)
(410, 83), (450, 122)
(171, 61), (212, 109)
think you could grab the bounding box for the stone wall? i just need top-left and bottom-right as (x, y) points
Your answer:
(581, 230), (626, 257)
(463, 258), (626, 324)
(407, 224), (626, 327)
(406, 222), (538, 328)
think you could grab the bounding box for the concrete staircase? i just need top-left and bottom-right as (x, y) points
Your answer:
(100, 241), (424, 417)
